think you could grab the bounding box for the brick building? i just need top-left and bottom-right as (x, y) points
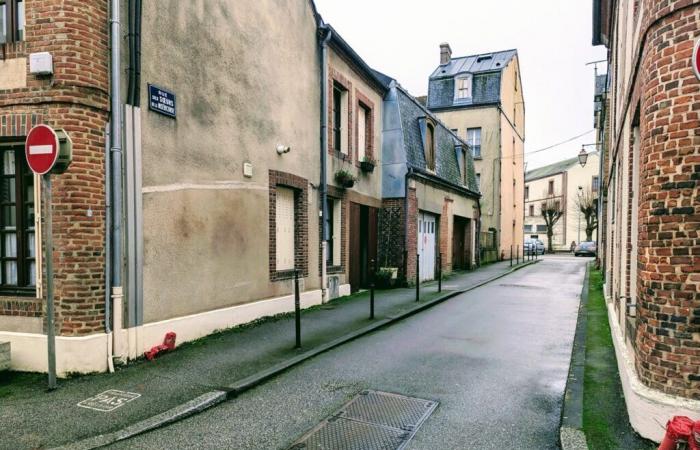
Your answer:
(593, 0), (700, 441)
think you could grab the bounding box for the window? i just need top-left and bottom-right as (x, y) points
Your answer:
(467, 128), (481, 158)
(548, 180), (554, 195)
(357, 104), (369, 162)
(0, 144), (35, 293)
(425, 123), (435, 170)
(332, 82), (349, 154)
(529, 205), (534, 216)
(525, 185), (529, 200)
(475, 173), (481, 191)
(524, 224), (532, 232)
(0, 0), (24, 44)
(275, 187), (295, 271)
(592, 175), (600, 193)
(326, 198), (341, 267)
(536, 224), (547, 232)
(455, 76), (472, 100)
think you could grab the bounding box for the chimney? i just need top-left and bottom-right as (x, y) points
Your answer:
(440, 42), (452, 65)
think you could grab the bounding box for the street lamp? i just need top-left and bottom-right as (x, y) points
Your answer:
(578, 147), (588, 167)
(577, 186), (583, 244)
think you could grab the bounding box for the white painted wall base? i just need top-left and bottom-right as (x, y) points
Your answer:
(1, 289), (323, 375)
(606, 298), (700, 442)
(338, 284), (351, 297)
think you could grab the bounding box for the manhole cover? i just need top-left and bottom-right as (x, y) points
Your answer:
(289, 390), (438, 450)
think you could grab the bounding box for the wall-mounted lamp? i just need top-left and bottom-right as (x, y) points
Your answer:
(578, 147), (588, 168)
(276, 144), (291, 155)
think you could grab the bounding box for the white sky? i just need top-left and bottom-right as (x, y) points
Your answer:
(313, 0), (608, 170)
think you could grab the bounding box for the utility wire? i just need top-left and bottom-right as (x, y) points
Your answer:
(525, 129), (595, 156)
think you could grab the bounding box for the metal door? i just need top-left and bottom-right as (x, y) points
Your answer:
(418, 212), (436, 282)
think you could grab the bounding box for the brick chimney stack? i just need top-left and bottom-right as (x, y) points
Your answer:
(440, 42), (452, 65)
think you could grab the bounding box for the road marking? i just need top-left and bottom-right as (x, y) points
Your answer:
(77, 389), (141, 412)
(29, 144), (53, 155)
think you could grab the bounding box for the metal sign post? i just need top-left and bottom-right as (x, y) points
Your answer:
(25, 124), (71, 390)
(43, 174), (56, 390)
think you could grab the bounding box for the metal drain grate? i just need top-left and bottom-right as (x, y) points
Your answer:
(289, 390), (438, 450)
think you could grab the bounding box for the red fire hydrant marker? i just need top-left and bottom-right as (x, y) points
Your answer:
(659, 416), (694, 450)
(144, 332), (177, 361)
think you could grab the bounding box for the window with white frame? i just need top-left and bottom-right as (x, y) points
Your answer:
(357, 104), (369, 162)
(467, 128), (481, 158)
(475, 173), (481, 192)
(0, 0), (24, 44)
(275, 187), (296, 271)
(455, 75), (472, 100)
(332, 82), (349, 155)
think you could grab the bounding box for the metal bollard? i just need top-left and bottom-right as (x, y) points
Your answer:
(510, 246), (513, 267)
(370, 258), (375, 320)
(438, 253), (442, 293)
(517, 246), (520, 265)
(416, 253), (420, 302)
(294, 269), (301, 349)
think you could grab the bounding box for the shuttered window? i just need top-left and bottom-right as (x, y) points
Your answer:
(275, 187), (295, 271)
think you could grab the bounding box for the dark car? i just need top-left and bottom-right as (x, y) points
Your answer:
(524, 238), (545, 255)
(574, 241), (597, 257)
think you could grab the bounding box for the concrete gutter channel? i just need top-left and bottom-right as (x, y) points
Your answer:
(56, 260), (539, 450)
(559, 263), (591, 450)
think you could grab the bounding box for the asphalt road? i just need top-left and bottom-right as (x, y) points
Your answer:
(111, 255), (587, 450)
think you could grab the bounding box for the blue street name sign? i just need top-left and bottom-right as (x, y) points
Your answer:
(148, 84), (176, 118)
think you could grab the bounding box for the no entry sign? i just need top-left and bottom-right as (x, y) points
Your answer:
(694, 38), (700, 81)
(25, 124), (59, 175)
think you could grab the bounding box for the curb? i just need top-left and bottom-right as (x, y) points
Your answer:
(559, 262), (591, 450)
(60, 260), (539, 449)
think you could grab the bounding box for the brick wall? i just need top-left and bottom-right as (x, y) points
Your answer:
(440, 197), (453, 272)
(405, 186), (418, 283)
(0, 0), (110, 336)
(633, 0), (700, 399)
(268, 170), (309, 281)
(378, 198), (405, 277)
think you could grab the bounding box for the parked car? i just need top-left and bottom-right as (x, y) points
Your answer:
(574, 241), (597, 257)
(524, 238), (545, 255)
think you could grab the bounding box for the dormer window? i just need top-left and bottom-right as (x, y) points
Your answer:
(425, 123), (436, 171)
(455, 75), (472, 100)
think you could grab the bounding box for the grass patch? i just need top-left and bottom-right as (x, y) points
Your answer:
(582, 267), (655, 450)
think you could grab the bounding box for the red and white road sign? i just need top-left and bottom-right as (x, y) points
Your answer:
(694, 38), (700, 81)
(25, 124), (59, 175)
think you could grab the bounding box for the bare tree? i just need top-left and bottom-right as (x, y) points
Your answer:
(574, 187), (598, 241)
(541, 194), (564, 253)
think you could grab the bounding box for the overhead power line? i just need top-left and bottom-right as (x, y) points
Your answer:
(525, 129), (595, 156)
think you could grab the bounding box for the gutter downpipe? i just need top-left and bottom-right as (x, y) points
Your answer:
(105, 125), (114, 372)
(109, 0), (124, 362)
(405, 166), (413, 282)
(320, 25), (332, 303)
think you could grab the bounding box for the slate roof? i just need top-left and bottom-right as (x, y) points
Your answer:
(323, 25), (388, 94)
(595, 74), (607, 97)
(429, 49), (517, 79)
(427, 49), (517, 110)
(525, 151), (599, 181)
(396, 86), (478, 193)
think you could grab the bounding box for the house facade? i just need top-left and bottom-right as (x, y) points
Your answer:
(0, 0), (326, 374)
(323, 27), (387, 296)
(426, 44), (525, 262)
(380, 81), (480, 283)
(593, 0), (700, 441)
(524, 152), (600, 251)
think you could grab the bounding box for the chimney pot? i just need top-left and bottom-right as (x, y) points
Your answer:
(440, 42), (452, 65)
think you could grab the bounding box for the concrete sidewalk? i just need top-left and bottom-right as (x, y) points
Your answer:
(0, 259), (534, 450)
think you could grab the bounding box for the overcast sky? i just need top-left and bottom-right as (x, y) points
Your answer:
(313, 0), (608, 170)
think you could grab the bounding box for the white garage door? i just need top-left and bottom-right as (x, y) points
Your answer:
(418, 212), (436, 282)
(276, 187), (295, 271)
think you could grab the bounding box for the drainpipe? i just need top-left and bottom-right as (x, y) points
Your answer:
(109, 0), (124, 360)
(320, 25), (332, 302)
(105, 125), (114, 372)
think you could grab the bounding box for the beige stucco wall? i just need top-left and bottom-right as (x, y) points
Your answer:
(138, 0), (321, 322)
(326, 49), (384, 201)
(564, 153), (600, 246)
(498, 56), (525, 255)
(432, 107), (500, 230)
(524, 173), (566, 248)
